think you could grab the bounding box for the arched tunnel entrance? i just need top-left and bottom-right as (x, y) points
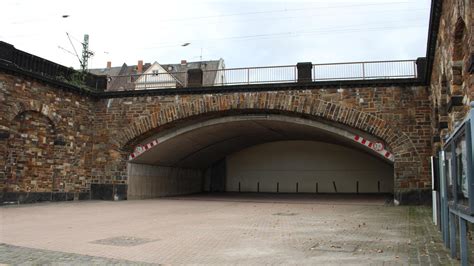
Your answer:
(126, 114), (394, 199)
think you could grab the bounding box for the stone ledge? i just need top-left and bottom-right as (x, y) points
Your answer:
(98, 78), (425, 99)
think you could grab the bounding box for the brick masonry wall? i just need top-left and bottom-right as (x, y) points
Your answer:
(0, 74), (97, 200)
(430, 0), (473, 150)
(8, 111), (56, 192)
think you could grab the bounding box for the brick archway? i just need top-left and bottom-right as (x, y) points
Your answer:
(5, 100), (61, 130)
(117, 93), (420, 164)
(5, 110), (57, 193)
(117, 93), (427, 201)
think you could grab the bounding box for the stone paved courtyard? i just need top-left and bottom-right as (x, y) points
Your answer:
(0, 193), (459, 265)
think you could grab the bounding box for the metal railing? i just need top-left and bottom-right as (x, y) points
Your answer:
(312, 60), (417, 81)
(105, 60), (418, 91)
(0, 41), (107, 90)
(107, 72), (185, 91)
(203, 65), (297, 86)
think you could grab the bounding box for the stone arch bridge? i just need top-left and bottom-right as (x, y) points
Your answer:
(0, 58), (432, 204)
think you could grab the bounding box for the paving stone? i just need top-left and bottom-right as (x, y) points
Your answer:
(0, 195), (461, 264)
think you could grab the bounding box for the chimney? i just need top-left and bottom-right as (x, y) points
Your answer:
(137, 60), (143, 74)
(181, 60), (187, 65)
(106, 61), (111, 68)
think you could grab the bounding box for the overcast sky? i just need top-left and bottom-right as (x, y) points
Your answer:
(2, 0), (431, 69)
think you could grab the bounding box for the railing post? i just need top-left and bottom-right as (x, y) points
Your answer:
(416, 57), (427, 81)
(141, 74), (145, 90)
(247, 68), (250, 85)
(185, 71), (188, 87)
(362, 62), (366, 80)
(313, 65), (316, 81)
(98, 76), (107, 91)
(0, 41), (16, 63)
(187, 69), (203, 87)
(297, 62), (312, 83)
(414, 62), (417, 79)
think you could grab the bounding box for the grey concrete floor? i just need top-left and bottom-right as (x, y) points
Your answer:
(0, 193), (459, 265)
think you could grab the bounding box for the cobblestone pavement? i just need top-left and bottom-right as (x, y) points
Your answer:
(0, 194), (460, 265)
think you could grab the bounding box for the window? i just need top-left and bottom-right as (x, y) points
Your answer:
(152, 70), (159, 76)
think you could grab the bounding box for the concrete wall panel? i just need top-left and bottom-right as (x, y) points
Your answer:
(226, 141), (393, 193)
(127, 163), (203, 199)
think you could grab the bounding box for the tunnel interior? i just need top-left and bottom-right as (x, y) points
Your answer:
(126, 115), (394, 199)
